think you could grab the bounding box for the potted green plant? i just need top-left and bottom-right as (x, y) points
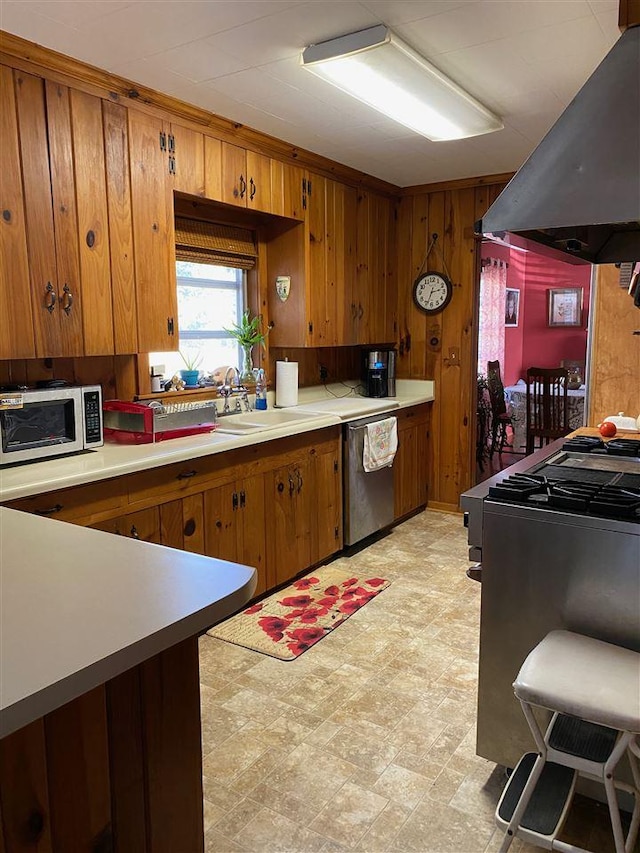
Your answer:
(179, 350), (202, 388)
(224, 311), (269, 382)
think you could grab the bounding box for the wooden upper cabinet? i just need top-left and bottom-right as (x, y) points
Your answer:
(0, 65), (36, 359)
(70, 89), (114, 355)
(246, 151), (271, 213)
(15, 71), (84, 357)
(271, 161), (306, 221)
(128, 108), (178, 352)
(206, 140), (274, 213)
(267, 173), (356, 347)
(352, 190), (394, 346)
(169, 123), (205, 197)
(103, 100), (138, 354)
(221, 142), (248, 208)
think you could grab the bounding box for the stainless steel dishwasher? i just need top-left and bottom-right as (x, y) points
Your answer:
(343, 414), (396, 546)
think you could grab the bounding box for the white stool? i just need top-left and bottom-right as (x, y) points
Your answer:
(496, 630), (640, 853)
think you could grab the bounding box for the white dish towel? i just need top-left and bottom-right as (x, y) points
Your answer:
(363, 417), (398, 472)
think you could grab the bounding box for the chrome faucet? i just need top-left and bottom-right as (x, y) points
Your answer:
(224, 366), (240, 387)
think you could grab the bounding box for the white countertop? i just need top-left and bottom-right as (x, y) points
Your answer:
(0, 507), (256, 738)
(0, 380), (434, 502)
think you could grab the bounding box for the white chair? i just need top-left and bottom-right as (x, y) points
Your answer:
(496, 630), (640, 852)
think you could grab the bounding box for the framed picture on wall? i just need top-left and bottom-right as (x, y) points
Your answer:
(548, 287), (583, 327)
(505, 288), (520, 327)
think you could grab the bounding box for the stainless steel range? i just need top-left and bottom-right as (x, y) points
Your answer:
(461, 436), (640, 774)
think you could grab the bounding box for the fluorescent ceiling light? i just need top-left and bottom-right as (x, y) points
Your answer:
(301, 25), (503, 142)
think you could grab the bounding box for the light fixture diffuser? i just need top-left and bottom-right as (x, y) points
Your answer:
(301, 25), (503, 142)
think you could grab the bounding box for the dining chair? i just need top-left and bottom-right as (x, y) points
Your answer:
(525, 367), (570, 454)
(486, 360), (513, 457)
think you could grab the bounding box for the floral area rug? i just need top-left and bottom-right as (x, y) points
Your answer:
(207, 566), (390, 660)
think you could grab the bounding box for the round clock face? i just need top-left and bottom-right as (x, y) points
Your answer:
(413, 272), (453, 314)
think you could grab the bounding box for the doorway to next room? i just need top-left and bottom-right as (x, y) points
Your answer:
(475, 241), (592, 484)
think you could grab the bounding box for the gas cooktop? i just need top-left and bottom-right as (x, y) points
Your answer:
(488, 473), (640, 521)
(561, 436), (640, 457)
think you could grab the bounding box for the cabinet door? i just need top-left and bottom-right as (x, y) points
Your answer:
(237, 474), (267, 595)
(306, 174), (326, 346)
(311, 445), (342, 564)
(15, 71), (83, 357)
(246, 151), (272, 213)
(270, 161), (305, 220)
(70, 89), (114, 355)
(103, 100), (138, 354)
(160, 494), (205, 553)
(0, 65), (35, 359)
(369, 193), (393, 343)
(170, 123), (205, 197)
(203, 135), (222, 200)
(221, 142), (247, 207)
(266, 460), (312, 587)
(203, 481), (239, 563)
(394, 424), (417, 520)
(92, 507), (161, 543)
(354, 189), (371, 345)
(128, 109), (178, 352)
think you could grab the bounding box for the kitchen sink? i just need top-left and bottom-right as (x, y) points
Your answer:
(215, 409), (324, 434)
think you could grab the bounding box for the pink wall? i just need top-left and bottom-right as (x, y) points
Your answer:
(481, 243), (591, 387)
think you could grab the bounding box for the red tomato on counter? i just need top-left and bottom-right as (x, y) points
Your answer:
(599, 422), (617, 437)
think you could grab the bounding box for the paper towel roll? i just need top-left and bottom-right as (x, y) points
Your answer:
(275, 361), (298, 407)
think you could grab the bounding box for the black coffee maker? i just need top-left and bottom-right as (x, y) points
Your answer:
(363, 349), (397, 398)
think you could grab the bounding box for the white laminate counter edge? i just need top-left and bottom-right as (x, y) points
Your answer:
(0, 508), (257, 738)
(0, 380), (435, 501)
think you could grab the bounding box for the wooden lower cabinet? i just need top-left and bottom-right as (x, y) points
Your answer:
(203, 475), (268, 596)
(91, 507), (161, 543)
(266, 458), (312, 587)
(0, 637), (203, 853)
(394, 405), (430, 520)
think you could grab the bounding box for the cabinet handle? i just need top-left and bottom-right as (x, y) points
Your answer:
(177, 469), (197, 479)
(168, 155), (176, 175)
(130, 525), (140, 539)
(240, 490), (246, 508)
(168, 133), (175, 153)
(232, 492), (239, 510)
(288, 475), (295, 496)
(296, 469), (303, 494)
(249, 177), (256, 201)
(35, 503), (63, 516)
(239, 174), (246, 198)
(61, 283), (73, 315)
(159, 131), (166, 151)
(351, 303), (357, 319)
(167, 317), (175, 336)
(45, 282), (56, 313)
(358, 303), (363, 319)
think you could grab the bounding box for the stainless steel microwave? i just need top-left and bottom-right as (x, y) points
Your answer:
(0, 385), (103, 466)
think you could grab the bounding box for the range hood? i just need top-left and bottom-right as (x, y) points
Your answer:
(478, 25), (640, 265)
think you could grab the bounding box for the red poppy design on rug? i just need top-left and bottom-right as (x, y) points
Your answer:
(207, 567), (391, 660)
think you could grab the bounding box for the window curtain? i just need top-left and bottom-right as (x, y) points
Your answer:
(174, 218), (257, 269)
(477, 258), (508, 377)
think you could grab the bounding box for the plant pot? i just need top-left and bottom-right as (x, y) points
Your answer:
(179, 369), (200, 388)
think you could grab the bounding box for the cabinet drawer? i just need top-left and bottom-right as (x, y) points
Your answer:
(396, 404), (430, 430)
(126, 455), (234, 506)
(6, 478), (126, 522)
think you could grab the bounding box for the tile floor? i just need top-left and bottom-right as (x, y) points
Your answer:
(198, 509), (632, 853)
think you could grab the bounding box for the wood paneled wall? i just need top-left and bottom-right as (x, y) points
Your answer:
(396, 180), (508, 511)
(587, 264), (640, 425)
(0, 356), (138, 399)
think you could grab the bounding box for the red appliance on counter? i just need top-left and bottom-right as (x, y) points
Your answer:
(103, 399), (218, 444)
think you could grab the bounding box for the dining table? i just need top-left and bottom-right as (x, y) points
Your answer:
(504, 382), (586, 451)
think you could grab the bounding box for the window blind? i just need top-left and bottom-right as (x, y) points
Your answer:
(174, 218), (257, 269)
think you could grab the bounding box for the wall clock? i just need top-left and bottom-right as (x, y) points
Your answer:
(413, 271), (453, 314)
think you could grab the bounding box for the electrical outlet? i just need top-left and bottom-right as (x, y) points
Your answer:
(319, 365), (328, 381)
